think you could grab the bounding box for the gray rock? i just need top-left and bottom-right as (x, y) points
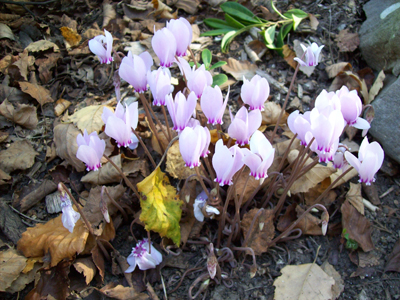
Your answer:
(369, 75), (400, 163)
(359, 0), (400, 75)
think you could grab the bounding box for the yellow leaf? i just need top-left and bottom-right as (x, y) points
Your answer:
(138, 167), (183, 246)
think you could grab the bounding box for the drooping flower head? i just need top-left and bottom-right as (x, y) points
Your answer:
(241, 75), (270, 111)
(166, 17), (192, 57)
(179, 125), (210, 168)
(125, 239), (163, 273)
(166, 91), (197, 132)
(200, 85), (229, 125)
(336, 86), (370, 129)
(344, 137), (384, 185)
(294, 42), (324, 67)
(228, 106), (262, 146)
(147, 67), (173, 106)
(212, 140), (244, 186)
(88, 29), (113, 64)
(152, 27), (177, 67)
(102, 102), (139, 148)
(119, 51), (153, 93)
(58, 183), (80, 233)
(193, 190), (220, 222)
(76, 129), (106, 171)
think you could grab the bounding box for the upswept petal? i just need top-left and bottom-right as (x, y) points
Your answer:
(104, 29), (113, 63)
(246, 110), (262, 138)
(89, 136), (105, 162)
(167, 18), (192, 56)
(126, 102), (139, 130)
(152, 28), (177, 67)
(77, 145), (101, 171)
(105, 116), (131, 147)
(179, 126), (202, 168)
(353, 117), (370, 130)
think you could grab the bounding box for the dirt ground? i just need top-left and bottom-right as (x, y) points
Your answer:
(0, 0), (399, 299)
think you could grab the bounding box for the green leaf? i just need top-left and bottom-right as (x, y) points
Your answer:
(270, 0), (289, 20)
(212, 74), (228, 87)
(209, 61), (227, 70)
(263, 24), (276, 45)
(221, 30), (238, 53)
(225, 13), (245, 29)
(202, 49), (212, 69)
(274, 23), (293, 56)
(220, 1), (260, 24)
(201, 28), (235, 37)
(204, 18), (237, 30)
(283, 8), (308, 19)
(292, 14), (303, 31)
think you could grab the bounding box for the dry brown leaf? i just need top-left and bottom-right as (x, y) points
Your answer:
(329, 166), (359, 189)
(336, 29), (360, 52)
(261, 102), (287, 125)
(54, 98), (71, 116)
(341, 200), (374, 252)
(234, 167), (260, 205)
(295, 205), (324, 235)
(0, 99), (38, 129)
(273, 263), (335, 300)
(0, 248), (27, 292)
(0, 54), (18, 74)
(175, 0), (199, 14)
(179, 181), (197, 246)
(122, 158), (148, 177)
(308, 13), (319, 30)
(241, 208), (274, 255)
(358, 251), (380, 268)
(304, 184), (337, 207)
(6, 260), (41, 294)
(82, 28), (105, 40)
(74, 258), (96, 285)
(325, 62), (352, 78)
(329, 70), (368, 103)
(288, 150), (335, 194)
(0, 168), (11, 185)
(385, 238), (400, 273)
(0, 140), (38, 173)
(35, 52), (61, 84)
(221, 57), (257, 80)
(81, 154), (122, 185)
(346, 182), (364, 215)
(53, 122), (85, 172)
(368, 70), (385, 103)
(0, 23), (15, 40)
(19, 81), (54, 105)
(321, 261), (344, 299)
(25, 40), (60, 52)
(103, 3), (116, 28)
(282, 44), (297, 69)
(12, 50), (35, 80)
(60, 26), (82, 48)
(69, 105), (111, 134)
(166, 140), (199, 180)
(100, 283), (149, 300)
(18, 214), (90, 266)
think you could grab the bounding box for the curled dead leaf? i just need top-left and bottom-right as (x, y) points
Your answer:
(25, 40), (60, 53)
(166, 140), (200, 180)
(73, 258), (96, 285)
(336, 29), (360, 52)
(221, 57), (257, 80)
(60, 26), (82, 48)
(0, 99), (38, 129)
(81, 154), (122, 185)
(54, 98), (72, 116)
(19, 81), (54, 105)
(69, 105), (111, 134)
(346, 182), (364, 215)
(0, 140), (38, 173)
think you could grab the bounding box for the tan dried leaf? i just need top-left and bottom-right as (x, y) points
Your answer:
(13, 50), (35, 80)
(0, 23), (15, 40)
(329, 166), (359, 189)
(17, 215), (90, 267)
(60, 27), (82, 47)
(175, 0), (199, 14)
(0, 168), (11, 185)
(19, 81), (54, 105)
(234, 167), (260, 205)
(0, 54), (18, 74)
(0, 99), (38, 129)
(325, 62), (352, 78)
(346, 182), (364, 215)
(100, 283), (149, 300)
(103, 3), (116, 28)
(74, 258), (97, 285)
(25, 40), (60, 52)
(295, 205), (324, 235)
(273, 263), (335, 300)
(262, 102), (287, 125)
(308, 13), (319, 30)
(0, 248), (27, 292)
(69, 105), (111, 134)
(81, 154), (122, 185)
(321, 261), (344, 299)
(6, 260), (41, 294)
(54, 99), (71, 116)
(368, 70), (385, 103)
(0, 140), (38, 173)
(336, 29), (359, 52)
(282, 44), (297, 69)
(221, 57), (257, 80)
(35, 53), (61, 84)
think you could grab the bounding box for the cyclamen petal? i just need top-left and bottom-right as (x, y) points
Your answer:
(147, 67), (172, 106)
(241, 75), (270, 111)
(228, 107), (262, 146)
(166, 17), (192, 57)
(179, 125), (210, 168)
(76, 130), (105, 171)
(166, 91), (197, 132)
(200, 85), (229, 125)
(119, 51), (153, 93)
(294, 42), (324, 67)
(187, 65), (213, 98)
(125, 239), (162, 273)
(213, 140), (244, 186)
(88, 29), (114, 64)
(152, 28), (177, 67)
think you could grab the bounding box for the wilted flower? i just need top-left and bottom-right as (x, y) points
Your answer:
(294, 42), (324, 67)
(152, 27), (177, 67)
(76, 129), (106, 171)
(228, 107), (262, 146)
(58, 184), (80, 233)
(166, 17), (192, 57)
(193, 190), (220, 222)
(242, 131), (275, 181)
(212, 139), (244, 186)
(166, 91), (197, 132)
(344, 137), (384, 185)
(200, 85), (229, 125)
(241, 75), (270, 111)
(102, 101), (139, 148)
(336, 86), (370, 129)
(119, 51), (153, 93)
(179, 125), (210, 168)
(147, 67), (173, 106)
(125, 239), (163, 273)
(88, 29), (113, 64)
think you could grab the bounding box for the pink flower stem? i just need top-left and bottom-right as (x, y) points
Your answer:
(194, 166), (212, 202)
(132, 128), (157, 168)
(103, 186), (128, 223)
(187, 46), (198, 68)
(161, 105), (173, 141)
(202, 156), (215, 183)
(142, 94), (169, 141)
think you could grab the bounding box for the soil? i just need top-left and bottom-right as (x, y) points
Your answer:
(0, 0), (399, 300)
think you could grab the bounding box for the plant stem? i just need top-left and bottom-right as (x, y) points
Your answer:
(104, 187), (129, 223)
(161, 105), (172, 141)
(194, 166), (212, 201)
(132, 128), (157, 168)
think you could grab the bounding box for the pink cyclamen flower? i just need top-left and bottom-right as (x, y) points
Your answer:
(76, 129), (106, 171)
(102, 101), (139, 148)
(125, 239), (163, 273)
(88, 29), (113, 64)
(166, 91), (197, 132)
(166, 17), (192, 56)
(228, 106), (262, 146)
(152, 27), (177, 67)
(344, 137), (384, 185)
(242, 131), (275, 180)
(179, 125), (210, 168)
(336, 86), (370, 129)
(119, 51), (153, 93)
(187, 65), (213, 98)
(287, 110), (312, 146)
(58, 184), (81, 233)
(193, 190), (220, 222)
(212, 139), (244, 186)
(241, 75), (270, 111)
(332, 144), (348, 169)
(147, 67), (173, 106)
(200, 85), (229, 125)
(294, 42), (324, 67)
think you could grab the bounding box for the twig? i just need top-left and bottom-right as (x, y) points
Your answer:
(8, 205), (46, 223)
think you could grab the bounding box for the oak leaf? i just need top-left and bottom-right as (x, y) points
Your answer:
(25, 40), (60, 52)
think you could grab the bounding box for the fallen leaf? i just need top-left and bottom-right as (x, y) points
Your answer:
(325, 62), (352, 78)
(241, 208), (274, 255)
(25, 40), (60, 52)
(100, 283), (149, 300)
(0, 54), (18, 75)
(179, 181), (197, 246)
(6, 260), (42, 293)
(103, 3), (116, 28)
(321, 261), (344, 299)
(81, 154), (122, 185)
(295, 205), (324, 235)
(262, 102), (287, 125)
(358, 251), (380, 268)
(336, 29), (359, 52)
(234, 167), (260, 205)
(150, 123), (170, 156)
(304, 181), (337, 207)
(273, 263), (335, 300)
(308, 13), (319, 30)
(329, 166), (359, 189)
(282, 44), (297, 69)
(368, 70), (385, 103)
(0, 140), (38, 173)
(12, 50), (35, 80)
(17, 212), (90, 266)
(166, 140), (199, 180)
(14, 179), (57, 213)
(74, 258), (96, 285)
(54, 98), (71, 116)
(19, 81), (54, 105)
(0, 99), (38, 129)
(175, 0), (199, 14)
(341, 200), (374, 252)
(91, 245), (105, 282)
(35, 52), (61, 84)
(60, 26), (81, 48)
(287, 150), (335, 194)
(53, 122), (85, 172)
(346, 183), (364, 215)
(221, 57), (257, 80)
(138, 167), (183, 246)
(69, 105), (112, 134)
(0, 168), (11, 185)
(329, 70), (369, 103)
(0, 248), (27, 292)
(385, 238), (400, 272)
(0, 23), (15, 40)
